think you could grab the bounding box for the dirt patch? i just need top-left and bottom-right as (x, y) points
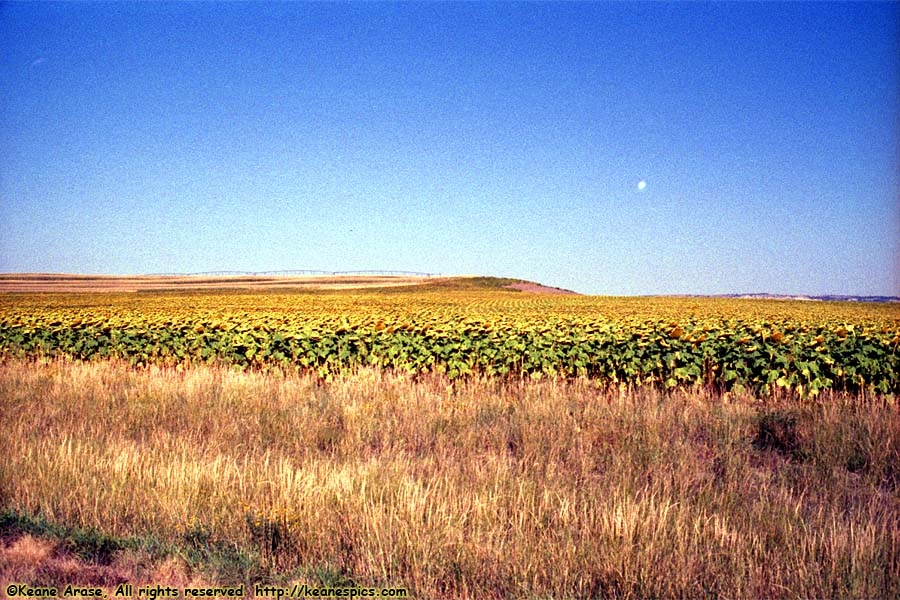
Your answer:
(0, 533), (201, 587)
(505, 282), (579, 295)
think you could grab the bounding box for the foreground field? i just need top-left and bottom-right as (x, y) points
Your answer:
(2, 281), (898, 597)
(1, 359), (898, 598)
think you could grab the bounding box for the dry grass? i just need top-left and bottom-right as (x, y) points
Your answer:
(1, 358), (898, 598)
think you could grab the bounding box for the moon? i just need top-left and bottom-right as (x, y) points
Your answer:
(637, 180), (647, 191)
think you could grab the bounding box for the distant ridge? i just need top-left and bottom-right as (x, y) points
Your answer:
(0, 273), (577, 295)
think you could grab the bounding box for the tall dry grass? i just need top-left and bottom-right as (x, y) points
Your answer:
(1, 358), (898, 598)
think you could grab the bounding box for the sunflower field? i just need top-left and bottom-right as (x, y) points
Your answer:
(1, 281), (897, 395)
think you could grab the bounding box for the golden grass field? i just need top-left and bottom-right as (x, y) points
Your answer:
(1, 358), (898, 598)
(1, 278), (898, 598)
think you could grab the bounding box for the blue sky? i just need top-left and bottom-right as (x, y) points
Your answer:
(1, 1), (897, 296)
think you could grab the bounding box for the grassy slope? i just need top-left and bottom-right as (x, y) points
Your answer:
(2, 358), (898, 598)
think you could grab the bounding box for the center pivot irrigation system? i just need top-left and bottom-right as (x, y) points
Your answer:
(143, 270), (441, 277)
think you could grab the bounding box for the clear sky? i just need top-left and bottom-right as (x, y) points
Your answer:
(1, 1), (898, 296)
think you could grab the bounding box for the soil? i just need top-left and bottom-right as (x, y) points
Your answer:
(505, 282), (579, 295)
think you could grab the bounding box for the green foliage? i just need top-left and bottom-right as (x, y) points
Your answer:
(1, 292), (897, 396)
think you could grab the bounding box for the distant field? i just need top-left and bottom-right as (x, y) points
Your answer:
(0, 273), (448, 293)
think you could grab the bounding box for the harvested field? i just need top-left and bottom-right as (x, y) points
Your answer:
(0, 273), (443, 294)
